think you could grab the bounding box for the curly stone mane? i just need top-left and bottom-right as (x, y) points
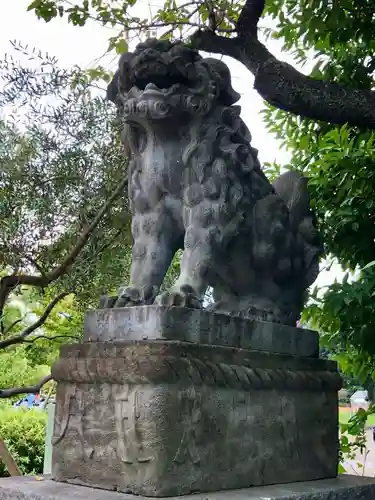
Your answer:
(183, 102), (269, 214)
(106, 38), (322, 326)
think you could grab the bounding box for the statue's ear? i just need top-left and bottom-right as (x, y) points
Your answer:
(107, 52), (135, 103)
(201, 57), (241, 106)
(107, 71), (119, 103)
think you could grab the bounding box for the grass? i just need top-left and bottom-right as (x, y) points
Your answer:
(339, 407), (375, 426)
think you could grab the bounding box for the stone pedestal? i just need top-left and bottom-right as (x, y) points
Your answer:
(50, 306), (342, 497)
(2, 475), (375, 500)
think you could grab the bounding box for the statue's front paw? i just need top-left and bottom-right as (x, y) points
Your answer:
(154, 285), (202, 309)
(98, 287), (147, 308)
(98, 295), (117, 308)
(115, 286), (144, 307)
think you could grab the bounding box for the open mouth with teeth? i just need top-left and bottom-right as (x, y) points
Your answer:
(126, 60), (192, 96)
(118, 56), (205, 119)
(132, 72), (190, 92)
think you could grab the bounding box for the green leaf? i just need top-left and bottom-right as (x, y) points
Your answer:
(27, 0), (42, 11)
(362, 260), (375, 271)
(338, 463), (346, 474)
(115, 38), (128, 55)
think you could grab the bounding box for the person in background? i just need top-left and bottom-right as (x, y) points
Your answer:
(13, 394), (35, 408)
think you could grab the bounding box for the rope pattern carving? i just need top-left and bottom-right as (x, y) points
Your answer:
(52, 354), (342, 392)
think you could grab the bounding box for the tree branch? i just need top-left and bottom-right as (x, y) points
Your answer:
(0, 175), (128, 316)
(0, 291), (71, 349)
(2, 317), (25, 337)
(0, 374), (52, 399)
(190, 30), (241, 59)
(22, 334), (79, 343)
(190, 25), (375, 130)
(23, 255), (48, 278)
(44, 175), (128, 283)
(236, 0), (265, 35)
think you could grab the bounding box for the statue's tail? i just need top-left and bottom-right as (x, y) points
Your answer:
(272, 171), (323, 288)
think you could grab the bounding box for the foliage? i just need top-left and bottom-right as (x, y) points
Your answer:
(264, 0), (375, 90)
(258, 1), (375, 384)
(339, 406), (375, 475)
(261, 0), (375, 266)
(0, 407), (47, 476)
(1, 287), (82, 367)
(0, 285), (77, 399)
(162, 250), (182, 291)
(339, 408), (375, 426)
(0, 42), (132, 310)
(0, 43), (134, 395)
(0, 348), (50, 395)
(303, 266), (375, 383)
(27, 0), (243, 54)
(261, 116), (375, 271)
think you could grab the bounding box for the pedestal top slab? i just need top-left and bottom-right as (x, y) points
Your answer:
(1, 476), (375, 500)
(83, 306), (318, 358)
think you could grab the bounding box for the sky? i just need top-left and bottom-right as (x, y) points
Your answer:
(0, 0), (347, 289)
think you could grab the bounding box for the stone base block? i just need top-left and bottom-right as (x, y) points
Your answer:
(1, 476), (375, 500)
(83, 306), (319, 358)
(51, 340), (341, 497)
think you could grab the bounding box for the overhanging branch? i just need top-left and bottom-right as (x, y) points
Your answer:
(190, 30), (241, 59)
(22, 334), (79, 343)
(190, 0), (375, 130)
(251, 56), (375, 128)
(0, 374), (52, 398)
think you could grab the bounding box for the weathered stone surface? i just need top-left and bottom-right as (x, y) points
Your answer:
(51, 340), (341, 497)
(83, 306), (319, 358)
(102, 38), (322, 326)
(2, 475), (375, 500)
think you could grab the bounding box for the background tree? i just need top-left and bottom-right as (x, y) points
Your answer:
(0, 288), (78, 398)
(0, 43), (132, 309)
(0, 43), (131, 396)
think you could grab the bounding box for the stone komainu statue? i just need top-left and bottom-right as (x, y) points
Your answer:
(106, 38), (322, 326)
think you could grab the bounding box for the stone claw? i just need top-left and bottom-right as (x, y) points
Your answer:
(114, 286), (144, 307)
(98, 287), (147, 308)
(154, 285), (202, 309)
(98, 295), (118, 309)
